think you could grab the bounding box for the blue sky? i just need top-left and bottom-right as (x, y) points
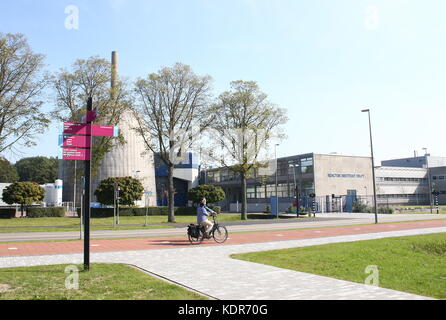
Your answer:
(1, 0), (445, 164)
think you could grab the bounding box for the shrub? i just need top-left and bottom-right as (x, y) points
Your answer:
(26, 207), (66, 218)
(208, 206), (221, 214)
(94, 176), (144, 206)
(0, 208), (16, 219)
(353, 202), (371, 213)
(76, 206), (198, 218)
(187, 185), (226, 204)
(378, 207), (394, 214)
(2, 181), (45, 216)
(175, 207), (196, 216)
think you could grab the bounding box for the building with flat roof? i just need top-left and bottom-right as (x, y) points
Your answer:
(205, 153), (374, 213)
(375, 166), (429, 206)
(204, 152), (446, 213)
(381, 154), (446, 168)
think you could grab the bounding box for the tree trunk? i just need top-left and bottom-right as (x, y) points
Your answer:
(167, 165), (175, 223)
(20, 204), (24, 218)
(241, 172), (248, 220)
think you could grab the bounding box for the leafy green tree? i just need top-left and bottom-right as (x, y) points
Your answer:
(133, 63), (213, 223)
(2, 182), (45, 217)
(205, 80), (288, 220)
(0, 157), (18, 182)
(0, 33), (50, 153)
(14, 156), (58, 184)
(94, 176), (144, 206)
(187, 185), (225, 205)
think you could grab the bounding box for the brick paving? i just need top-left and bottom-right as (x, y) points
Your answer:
(0, 219), (445, 257)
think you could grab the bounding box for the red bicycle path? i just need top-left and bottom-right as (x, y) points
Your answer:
(1, 219), (446, 257)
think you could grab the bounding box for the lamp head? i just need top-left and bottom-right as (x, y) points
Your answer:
(361, 109), (370, 113)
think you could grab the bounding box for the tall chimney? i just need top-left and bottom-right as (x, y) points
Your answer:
(111, 51), (118, 92)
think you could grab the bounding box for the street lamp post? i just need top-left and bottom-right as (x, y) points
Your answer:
(364, 186), (368, 205)
(423, 148), (433, 213)
(289, 162), (299, 215)
(362, 109), (378, 224)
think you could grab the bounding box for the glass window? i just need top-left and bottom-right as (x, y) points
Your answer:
(300, 157), (313, 174)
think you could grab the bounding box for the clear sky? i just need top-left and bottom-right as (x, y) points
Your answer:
(1, 0), (445, 164)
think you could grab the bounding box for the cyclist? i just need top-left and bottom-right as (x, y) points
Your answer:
(197, 198), (216, 238)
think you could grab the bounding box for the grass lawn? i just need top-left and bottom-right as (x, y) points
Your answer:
(232, 232), (446, 299)
(0, 214), (243, 233)
(0, 263), (207, 300)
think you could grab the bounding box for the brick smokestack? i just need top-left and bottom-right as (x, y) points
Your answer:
(111, 51), (118, 92)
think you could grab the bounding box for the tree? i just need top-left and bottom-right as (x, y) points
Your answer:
(2, 181), (45, 217)
(0, 157), (18, 182)
(0, 33), (50, 154)
(51, 56), (130, 175)
(132, 63), (213, 222)
(205, 81), (288, 220)
(14, 156), (58, 184)
(187, 184), (226, 205)
(94, 176), (144, 206)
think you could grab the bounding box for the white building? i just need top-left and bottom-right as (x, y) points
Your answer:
(375, 167), (429, 205)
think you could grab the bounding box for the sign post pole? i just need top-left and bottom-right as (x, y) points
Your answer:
(83, 97), (92, 271)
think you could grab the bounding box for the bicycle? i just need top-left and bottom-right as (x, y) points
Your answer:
(187, 214), (228, 244)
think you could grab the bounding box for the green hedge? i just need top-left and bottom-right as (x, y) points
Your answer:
(0, 208), (16, 219)
(26, 207), (66, 218)
(76, 206), (221, 218)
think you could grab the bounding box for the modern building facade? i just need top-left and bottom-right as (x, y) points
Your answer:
(375, 166), (429, 205)
(378, 154), (446, 206)
(205, 152), (446, 213)
(155, 152), (200, 207)
(205, 153), (374, 213)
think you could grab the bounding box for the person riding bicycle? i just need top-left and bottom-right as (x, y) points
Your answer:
(197, 198), (216, 238)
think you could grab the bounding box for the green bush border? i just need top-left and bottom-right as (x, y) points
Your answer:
(76, 206), (221, 218)
(0, 208), (16, 219)
(26, 207), (66, 218)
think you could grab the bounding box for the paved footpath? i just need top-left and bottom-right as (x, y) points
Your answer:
(2, 213), (446, 242)
(0, 220), (445, 300)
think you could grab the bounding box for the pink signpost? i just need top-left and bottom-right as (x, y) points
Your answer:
(63, 122), (88, 135)
(81, 110), (98, 122)
(62, 135), (91, 148)
(62, 148), (91, 161)
(61, 121), (118, 162)
(91, 124), (117, 137)
(63, 122), (117, 137)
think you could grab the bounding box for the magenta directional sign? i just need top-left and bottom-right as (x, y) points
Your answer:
(62, 148), (91, 161)
(92, 124), (118, 137)
(63, 122), (88, 135)
(62, 135), (91, 148)
(63, 122), (118, 137)
(81, 110), (98, 122)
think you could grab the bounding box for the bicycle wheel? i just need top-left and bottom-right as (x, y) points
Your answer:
(188, 227), (205, 244)
(188, 233), (203, 244)
(212, 225), (228, 243)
